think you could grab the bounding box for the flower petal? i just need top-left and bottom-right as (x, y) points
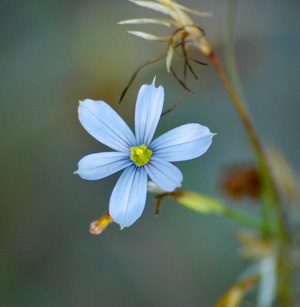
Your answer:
(150, 123), (213, 162)
(173, 2), (213, 17)
(135, 79), (164, 146)
(78, 99), (136, 152)
(109, 165), (148, 228)
(129, 1), (177, 19)
(77, 152), (132, 180)
(119, 18), (174, 27)
(145, 157), (183, 192)
(127, 30), (171, 41)
(166, 44), (174, 72)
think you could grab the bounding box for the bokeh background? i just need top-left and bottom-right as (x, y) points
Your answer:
(1, 0), (299, 305)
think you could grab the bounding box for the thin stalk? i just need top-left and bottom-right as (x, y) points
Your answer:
(277, 262), (295, 306)
(225, 0), (248, 104)
(207, 50), (295, 304)
(208, 52), (263, 160)
(206, 51), (289, 242)
(224, 208), (264, 231)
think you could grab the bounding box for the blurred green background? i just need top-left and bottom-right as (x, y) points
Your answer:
(1, 0), (299, 305)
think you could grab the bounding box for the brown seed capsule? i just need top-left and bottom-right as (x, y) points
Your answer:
(220, 164), (261, 200)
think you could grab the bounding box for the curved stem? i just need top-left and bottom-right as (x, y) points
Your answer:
(208, 52), (262, 158)
(225, 0), (248, 104)
(206, 51), (289, 242)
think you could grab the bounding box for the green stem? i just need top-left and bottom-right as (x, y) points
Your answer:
(207, 51), (289, 243)
(224, 208), (263, 231)
(172, 190), (263, 231)
(225, 0), (248, 105)
(277, 259), (295, 306)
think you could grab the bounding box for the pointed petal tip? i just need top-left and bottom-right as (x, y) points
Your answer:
(73, 170), (79, 175)
(152, 76), (157, 86)
(77, 152), (132, 181)
(78, 98), (92, 108)
(135, 78), (165, 145)
(150, 123), (213, 162)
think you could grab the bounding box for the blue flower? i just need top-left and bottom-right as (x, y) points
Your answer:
(77, 79), (213, 228)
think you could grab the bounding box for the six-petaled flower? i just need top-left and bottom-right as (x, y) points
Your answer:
(76, 79), (213, 228)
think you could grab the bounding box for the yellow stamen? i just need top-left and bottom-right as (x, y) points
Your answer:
(130, 144), (153, 167)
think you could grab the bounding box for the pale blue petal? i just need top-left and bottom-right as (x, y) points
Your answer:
(150, 123), (213, 162)
(79, 99), (136, 152)
(135, 79), (164, 146)
(77, 152), (132, 180)
(109, 165), (148, 228)
(145, 157), (183, 192)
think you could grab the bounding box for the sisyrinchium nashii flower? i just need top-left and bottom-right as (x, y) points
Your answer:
(76, 78), (214, 228)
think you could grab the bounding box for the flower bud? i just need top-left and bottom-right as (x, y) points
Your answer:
(174, 190), (226, 215)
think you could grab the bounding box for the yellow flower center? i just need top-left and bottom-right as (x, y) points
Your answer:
(136, 148), (144, 156)
(130, 144), (153, 167)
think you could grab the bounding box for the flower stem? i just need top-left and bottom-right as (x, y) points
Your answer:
(224, 208), (264, 231)
(206, 51), (289, 242)
(208, 52), (262, 158)
(277, 259), (295, 306)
